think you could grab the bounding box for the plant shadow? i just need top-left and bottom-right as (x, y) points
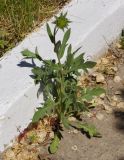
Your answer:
(113, 110), (124, 134)
(17, 60), (36, 68)
(119, 89), (124, 100)
(118, 158), (124, 160)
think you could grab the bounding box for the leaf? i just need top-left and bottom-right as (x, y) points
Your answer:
(54, 40), (61, 54)
(35, 47), (42, 61)
(71, 122), (101, 137)
(32, 107), (48, 123)
(82, 87), (105, 101)
(22, 49), (36, 58)
(59, 28), (71, 59)
(61, 113), (70, 129)
(82, 61), (96, 70)
(71, 53), (85, 71)
(73, 46), (82, 55)
(49, 134), (60, 154)
(65, 44), (74, 68)
(32, 67), (44, 81)
(46, 23), (54, 43)
(32, 99), (55, 123)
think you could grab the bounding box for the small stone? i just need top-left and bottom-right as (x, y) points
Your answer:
(101, 58), (109, 64)
(36, 130), (47, 143)
(86, 112), (93, 118)
(4, 149), (15, 159)
(117, 102), (124, 108)
(111, 95), (118, 102)
(68, 116), (76, 122)
(49, 131), (54, 139)
(115, 90), (121, 95)
(104, 104), (113, 114)
(100, 93), (105, 99)
(71, 145), (78, 151)
(96, 113), (104, 120)
(110, 101), (117, 107)
(96, 73), (105, 83)
(114, 76), (121, 83)
(111, 67), (118, 72)
(73, 129), (79, 134)
(116, 43), (122, 49)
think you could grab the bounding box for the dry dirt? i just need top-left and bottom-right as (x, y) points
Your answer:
(52, 44), (124, 160)
(1, 42), (124, 160)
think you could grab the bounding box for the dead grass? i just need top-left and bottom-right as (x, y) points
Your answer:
(0, 0), (69, 57)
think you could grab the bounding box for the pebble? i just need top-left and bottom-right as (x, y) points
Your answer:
(96, 73), (105, 83)
(117, 102), (124, 108)
(114, 76), (121, 83)
(104, 104), (113, 114)
(111, 95), (118, 102)
(100, 93), (106, 99)
(68, 116), (76, 122)
(110, 101), (117, 107)
(115, 90), (121, 95)
(71, 145), (78, 151)
(101, 58), (109, 65)
(73, 129), (79, 134)
(96, 113), (104, 120)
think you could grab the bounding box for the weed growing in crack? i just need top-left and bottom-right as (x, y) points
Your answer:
(21, 13), (105, 154)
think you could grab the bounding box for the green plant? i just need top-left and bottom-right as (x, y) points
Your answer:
(22, 13), (105, 154)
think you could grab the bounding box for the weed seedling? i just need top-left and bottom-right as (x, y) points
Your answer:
(21, 13), (105, 154)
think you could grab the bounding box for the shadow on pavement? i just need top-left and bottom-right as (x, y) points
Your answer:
(113, 110), (124, 134)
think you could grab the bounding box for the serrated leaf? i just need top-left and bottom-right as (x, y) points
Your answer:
(49, 134), (60, 154)
(22, 49), (37, 58)
(83, 87), (105, 101)
(71, 122), (101, 137)
(71, 53), (85, 71)
(59, 28), (71, 59)
(32, 99), (55, 123)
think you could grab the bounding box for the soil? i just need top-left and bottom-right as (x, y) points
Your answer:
(1, 42), (124, 160)
(52, 111), (124, 160)
(52, 44), (124, 160)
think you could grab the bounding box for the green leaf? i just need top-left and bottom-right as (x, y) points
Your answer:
(32, 107), (48, 123)
(65, 44), (74, 68)
(46, 23), (54, 43)
(32, 67), (44, 81)
(73, 46), (82, 55)
(61, 114), (70, 129)
(49, 134), (60, 154)
(59, 28), (71, 59)
(83, 87), (105, 101)
(71, 53), (85, 71)
(82, 61), (96, 70)
(35, 47), (42, 61)
(32, 99), (55, 123)
(54, 40), (61, 54)
(21, 49), (36, 58)
(71, 122), (101, 137)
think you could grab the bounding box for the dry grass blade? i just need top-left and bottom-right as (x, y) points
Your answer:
(0, 0), (69, 57)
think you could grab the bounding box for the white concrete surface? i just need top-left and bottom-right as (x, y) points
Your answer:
(0, 0), (124, 151)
